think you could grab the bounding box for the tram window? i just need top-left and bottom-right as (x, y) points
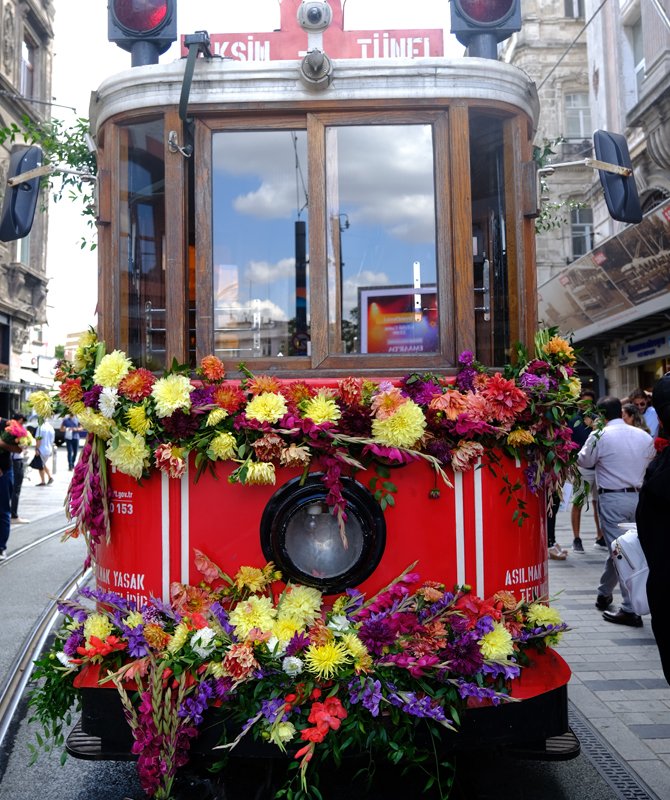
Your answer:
(118, 119), (166, 371)
(211, 130), (310, 360)
(324, 124), (438, 356)
(469, 112), (509, 366)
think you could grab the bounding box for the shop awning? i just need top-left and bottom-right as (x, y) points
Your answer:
(538, 199), (670, 347)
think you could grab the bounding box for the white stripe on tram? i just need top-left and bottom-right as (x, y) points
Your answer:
(181, 464), (190, 584)
(474, 461), (484, 597)
(161, 472), (170, 602)
(454, 471), (465, 586)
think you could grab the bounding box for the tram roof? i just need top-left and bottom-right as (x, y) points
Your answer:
(91, 56), (540, 134)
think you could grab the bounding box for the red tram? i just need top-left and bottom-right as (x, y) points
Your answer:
(24, 0), (610, 793)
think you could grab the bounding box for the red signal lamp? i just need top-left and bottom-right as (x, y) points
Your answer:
(108, 0), (177, 67)
(451, 0), (521, 58)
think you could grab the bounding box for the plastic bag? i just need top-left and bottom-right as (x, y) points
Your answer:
(612, 528), (650, 616)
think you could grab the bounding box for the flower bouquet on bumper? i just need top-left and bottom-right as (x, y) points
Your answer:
(30, 555), (568, 800)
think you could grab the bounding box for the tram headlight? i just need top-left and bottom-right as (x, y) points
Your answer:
(297, 1), (333, 32)
(260, 474), (386, 594)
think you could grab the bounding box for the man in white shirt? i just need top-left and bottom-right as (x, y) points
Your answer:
(577, 395), (656, 627)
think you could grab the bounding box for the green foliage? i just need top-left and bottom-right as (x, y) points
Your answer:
(0, 114), (97, 249)
(27, 649), (80, 765)
(533, 137), (585, 234)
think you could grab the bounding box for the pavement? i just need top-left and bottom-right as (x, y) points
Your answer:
(2, 456), (670, 797)
(549, 506), (670, 798)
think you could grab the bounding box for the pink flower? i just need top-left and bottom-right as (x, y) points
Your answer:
(154, 443), (187, 479)
(480, 373), (528, 423)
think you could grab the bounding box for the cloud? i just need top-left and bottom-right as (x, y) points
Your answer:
(246, 257), (296, 283)
(342, 269), (390, 318)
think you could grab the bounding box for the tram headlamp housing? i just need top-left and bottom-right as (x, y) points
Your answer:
(297, 1), (333, 32)
(260, 475), (386, 594)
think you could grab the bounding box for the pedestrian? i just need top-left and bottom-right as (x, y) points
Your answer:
(577, 396), (655, 627)
(34, 418), (55, 486)
(0, 417), (21, 560)
(622, 402), (650, 433)
(60, 413), (81, 470)
(628, 387), (659, 438)
(568, 389), (605, 552)
(546, 493), (567, 560)
(10, 412), (31, 524)
(636, 374), (670, 684)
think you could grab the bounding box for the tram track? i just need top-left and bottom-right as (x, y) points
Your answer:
(0, 525), (74, 567)
(0, 565), (91, 750)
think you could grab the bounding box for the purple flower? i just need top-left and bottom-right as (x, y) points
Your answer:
(285, 631), (310, 656)
(348, 677), (383, 717)
(82, 384), (103, 408)
(455, 680), (506, 706)
(441, 634), (484, 676)
(63, 629), (84, 657)
(388, 690), (450, 723)
(189, 385), (215, 410)
(162, 410), (200, 440)
(209, 601), (235, 636)
(260, 697), (286, 724)
(358, 618), (397, 655)
(458, 351), (475, 367)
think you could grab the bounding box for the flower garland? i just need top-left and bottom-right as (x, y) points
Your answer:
(28, 328), (581, 557)
(31, 558), (568, 799)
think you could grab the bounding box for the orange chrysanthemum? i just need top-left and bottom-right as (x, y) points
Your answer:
(428, 390), (468, 420)
(59, 377), (83, 407)
(282, 381), (315, 407)
(371, 387), (406, 420)
(247, 375), (282, 395)
(118, 368), (156, 401)
(212, 385), (245, 413)
(200, 355), (226, 381)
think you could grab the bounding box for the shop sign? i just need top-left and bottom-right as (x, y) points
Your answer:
(617, 330), (670, 365)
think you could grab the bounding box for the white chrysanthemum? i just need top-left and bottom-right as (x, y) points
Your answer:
(98, 387), (119, 419)
(190, 627), (217, 658)
(282, 656), (304, 677)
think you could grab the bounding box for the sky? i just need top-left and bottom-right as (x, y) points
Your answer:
(45, 0), (462, 350)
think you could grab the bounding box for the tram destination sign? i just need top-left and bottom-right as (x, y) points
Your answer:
(181, 0), (444, 62)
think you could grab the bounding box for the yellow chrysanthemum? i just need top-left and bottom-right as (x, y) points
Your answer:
(73, 330), (99, 371)
(28, 391), (53, 420)
(167, 622), (191, 654)
(304, 640), (350, 680)
(371, 399), (426, 448)
(273, 617), (303, 643)
(245, 461), (276, 485)
(341, 632), (369, 662)
(206, 408), (228, 427)
(209, 431), (237, 461)
(151, 374), (194, 418)
(566, 377), (582, 398)
(228, 595), (277, 639)
(93, 350), (132, 388)
(208, 661), (226, 679)
(245, 392), (288, 424)
(526, 603), (563, 628)
(83, 613), (113, 644)
(278, 585), (322, 627)
(78, 407), (114, 440)
(69, 400), (86, 417)
(269, 721), (297, 747)
(302, 391), (341, 425)
(106, 429), (150, 479)
(479, 622), (514, 661)
(235, 565), (268, 593)
(126, 404), (153, 436)
(507, 429), (535, 447)
(123, 611), (144, 629)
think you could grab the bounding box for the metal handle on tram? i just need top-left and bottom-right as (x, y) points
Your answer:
(474, 257), (491, 322)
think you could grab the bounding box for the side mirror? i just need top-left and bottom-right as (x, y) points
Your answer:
(593, 130), (642, 224)
(0, 145), (43, 241)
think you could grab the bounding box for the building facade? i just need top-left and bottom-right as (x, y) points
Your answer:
(0, 0), (54, 417)
(505, 0), (670, 399)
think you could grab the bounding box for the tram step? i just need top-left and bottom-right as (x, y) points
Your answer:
(65, 720), (136, 762)
(501, 727), (581, 761)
